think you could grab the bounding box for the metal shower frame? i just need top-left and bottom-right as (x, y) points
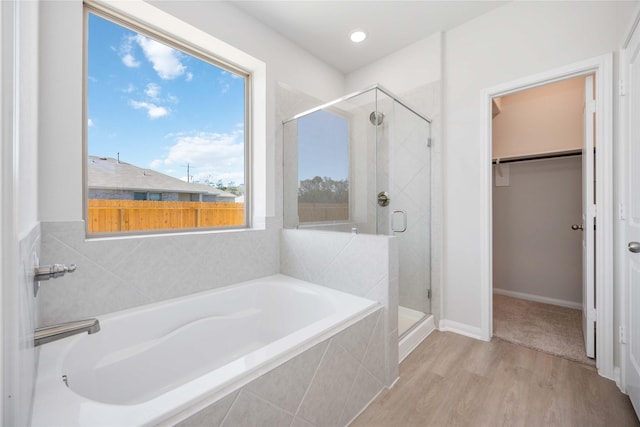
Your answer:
(282, 83), (433, 125)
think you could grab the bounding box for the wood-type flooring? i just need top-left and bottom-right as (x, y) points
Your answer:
(352, 331), (639, 427)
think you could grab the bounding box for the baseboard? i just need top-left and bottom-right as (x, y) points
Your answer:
(614, 366), (624, 392)
(399, 315), (435, 362)
(438, 319), (483, 340)
(493, 288), (582, 310)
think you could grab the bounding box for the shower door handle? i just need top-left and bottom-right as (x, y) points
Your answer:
(392, 209), (407, 233)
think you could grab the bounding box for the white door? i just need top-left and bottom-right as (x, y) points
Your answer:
(582, 75), (596, 359)
(624, 21), (640, 417)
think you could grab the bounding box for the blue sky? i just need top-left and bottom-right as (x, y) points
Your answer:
(87, 13), (245, 185)
(297, 110), (349, 181)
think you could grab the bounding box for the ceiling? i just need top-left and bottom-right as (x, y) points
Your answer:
(229, 1), (509, 74)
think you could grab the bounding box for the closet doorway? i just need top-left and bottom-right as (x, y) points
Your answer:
(490, 75), (596, 366)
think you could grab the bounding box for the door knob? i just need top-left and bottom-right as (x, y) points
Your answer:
(377, 191), (390, 207)
(629, 242), (640, 253)
(571, 224), (584, 231)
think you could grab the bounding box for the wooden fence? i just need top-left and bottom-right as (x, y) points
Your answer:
(298, 203), (348, 222)
(88, 199), (244, 233)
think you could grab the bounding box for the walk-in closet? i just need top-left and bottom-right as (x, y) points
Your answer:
(491, 75), (596, 366)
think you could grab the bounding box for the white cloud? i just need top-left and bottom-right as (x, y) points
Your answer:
(217, 70), (243, 94)
(123, 83), (136, 94)
(185, 72), (193, 82)
(129, 100), (170, 119)
(151, 130), (245, 185)
(122, 53), (140, 68)
(119, 36), (140, 68)
(218, 77), (231, 94)
(88, 118), (94, 127)
(135, 35), (186, 80)
(145, 83), (161, 99)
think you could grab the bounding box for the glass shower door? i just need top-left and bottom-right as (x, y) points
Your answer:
(376, 97), (432, 338)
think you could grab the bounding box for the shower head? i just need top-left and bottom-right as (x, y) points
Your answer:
(369, 111), (384, 126)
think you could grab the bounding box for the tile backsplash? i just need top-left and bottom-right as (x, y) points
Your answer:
(38, 218), (280, 325)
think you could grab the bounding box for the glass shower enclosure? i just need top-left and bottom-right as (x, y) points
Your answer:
(283, 85), (432, 338)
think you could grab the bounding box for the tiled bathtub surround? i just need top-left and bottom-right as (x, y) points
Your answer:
(37, 219), (280, 325)
(5, 223), (40, 425)
(177, 308), (385, 427)
(280, 229), (399, 386)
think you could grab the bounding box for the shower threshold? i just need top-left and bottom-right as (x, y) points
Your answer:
(399, 307), (435, 362)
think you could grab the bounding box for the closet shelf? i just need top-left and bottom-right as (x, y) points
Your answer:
(492, 149), (582, 164)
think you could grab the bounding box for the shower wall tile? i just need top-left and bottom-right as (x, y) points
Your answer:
(386, 277), (400, 336)
(361, 313), (387, 384)
(297, 341), (360, 426)
(281, 229), (390, 297)
(176, 391), (238, 427)
(175, 308), (385, 427)
(333, 310), (379, 363)
(339, 365), (383, 426)
(38, 218), (280, 325)
(291, 417), (315, 427)
(280, 228), (399, 387)
(245, 341), (328, 414)
(386, 328), (400, 383)
(221, 390), (293, 427)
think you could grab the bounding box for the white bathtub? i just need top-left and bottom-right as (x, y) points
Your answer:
(31, 274), (379, 426)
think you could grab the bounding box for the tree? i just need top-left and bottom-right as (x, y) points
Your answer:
(298, 176), (348, 203)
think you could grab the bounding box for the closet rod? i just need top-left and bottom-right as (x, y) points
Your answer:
(492, 150), (582, 165)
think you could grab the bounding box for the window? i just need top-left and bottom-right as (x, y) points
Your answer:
(133, 192), (162, 201)
(85, 9), (249, 234)
(296, 110), (349, 223)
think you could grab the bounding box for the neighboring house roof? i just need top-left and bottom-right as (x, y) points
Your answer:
(88, 156), (237, 199)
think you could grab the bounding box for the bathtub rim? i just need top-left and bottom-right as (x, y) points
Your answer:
(32, 274), (382, 426)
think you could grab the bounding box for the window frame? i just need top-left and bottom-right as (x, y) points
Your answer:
(83, 3), (254, 237)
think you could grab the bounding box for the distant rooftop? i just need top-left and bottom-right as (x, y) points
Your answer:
(88, 156), (236, 198)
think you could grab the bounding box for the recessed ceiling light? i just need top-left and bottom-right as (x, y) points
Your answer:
(350, 30), (367, 43)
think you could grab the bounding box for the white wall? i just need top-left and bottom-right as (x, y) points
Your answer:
(493, 157), (583, 306)
(2, 0), (40, 424)
(442, 1), (634, 333)
(345, 33), (441, 94)
(493, 76), (587, 159)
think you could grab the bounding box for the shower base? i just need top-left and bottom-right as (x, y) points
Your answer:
(399, 306), (426, 336)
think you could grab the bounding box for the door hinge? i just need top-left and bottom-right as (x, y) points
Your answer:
(620, 326), (627, 344)
(620, 79), (626, 96)
(427, 289), (432, 299)
(427, 137), (432, 148)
